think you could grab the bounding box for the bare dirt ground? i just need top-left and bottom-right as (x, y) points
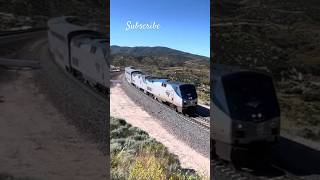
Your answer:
(110, 79), (210, 177)
(0, 69), (106, 180)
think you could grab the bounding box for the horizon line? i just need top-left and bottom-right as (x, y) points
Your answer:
(110, 44), (210, 58)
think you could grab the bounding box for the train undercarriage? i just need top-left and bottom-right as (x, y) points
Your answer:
(211, 138), (277, 168)
(68, 66), (109, 95)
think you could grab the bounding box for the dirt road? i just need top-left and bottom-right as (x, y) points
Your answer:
(0, 69), (106, 180)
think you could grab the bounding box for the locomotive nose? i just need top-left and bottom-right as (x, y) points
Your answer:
(183, 99), (197, 106)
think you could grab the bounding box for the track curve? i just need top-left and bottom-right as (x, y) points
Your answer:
(119, 74), (210, 157)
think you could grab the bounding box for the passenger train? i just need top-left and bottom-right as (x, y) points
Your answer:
(211, 64), (280, 163)
(48, 17), (109, 94)
(125, 67), (198, 114)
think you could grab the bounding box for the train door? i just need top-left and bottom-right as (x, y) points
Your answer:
(161, 82), (168, 101)
(168, 87), (174, 103)
(139, 75), (143, 89)
(93, 46), (105, 84)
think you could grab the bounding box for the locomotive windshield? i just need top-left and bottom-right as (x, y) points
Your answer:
(222, 72), (280, 121)
(179, 84), (197, 100)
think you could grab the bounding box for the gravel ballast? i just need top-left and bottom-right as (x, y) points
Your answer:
(30, 41), (108, 154)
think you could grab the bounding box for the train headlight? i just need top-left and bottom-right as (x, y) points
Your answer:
(237, 123), (243, 129)
(258, 113), (262, 118)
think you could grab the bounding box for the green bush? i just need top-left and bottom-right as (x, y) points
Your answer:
(129, 154), (165, 180)
(110, 117), (204, 180)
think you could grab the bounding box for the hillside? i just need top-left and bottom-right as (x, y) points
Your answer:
(213, 0), (320, 141)
(111, 46), (210, 105)
(0, 0), (107, 31)
(111, 45), (208, 61)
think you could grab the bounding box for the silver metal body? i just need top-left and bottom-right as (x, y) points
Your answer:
(48, 17), (109, 91)
(211, 64), (280, 161)
(125, 67), (197, 113)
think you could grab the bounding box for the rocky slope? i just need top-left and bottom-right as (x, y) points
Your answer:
(0, 0), (107, 31)
(212, 0), (320, 140)
(111, 46), (210, 104)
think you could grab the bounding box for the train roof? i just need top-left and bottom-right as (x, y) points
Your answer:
(145, 77), (168, 82)
(167, 81), (194, 87)
(212, 64), (271, 79)
(91, 39), (108, 50)
(145, 75), (166, 80)
(145, 78), (193, 87)
(48, 16), (100, 39)
(124, 67), (195, 87)
(125, 67), (143, 74)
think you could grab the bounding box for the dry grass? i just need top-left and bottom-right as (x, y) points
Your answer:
(110, 117), (204, 180)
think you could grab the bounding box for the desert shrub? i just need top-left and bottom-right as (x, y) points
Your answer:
(0, 173), (40, 180)
(169, 170), (201, 180)
(110, 117), (203, 179)
(111, 170), (126, 180)
(110, 142), (123, 153)
(129, 154), (165, 180)
(301, 128), (317, 139)
(132, 133), (148, 141)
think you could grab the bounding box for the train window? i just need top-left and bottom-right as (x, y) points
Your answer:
(72, 57), (79, 66)
(74, 41), (82, 48)
(90, 46), (97, 54)
(102, 49), (108, 58)
(95, 48), (104, 57)
(50, 31), (66, 42)
(174, 87), (180, 96)
(58, 52), (64, 61)
(222, 72), (280, 121)
(81, 44), (91, 51)
(179, 84), (197, 99)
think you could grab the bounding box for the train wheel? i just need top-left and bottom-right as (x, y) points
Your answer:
(190, 107), (196, 116)
(170, 104), (177, 112)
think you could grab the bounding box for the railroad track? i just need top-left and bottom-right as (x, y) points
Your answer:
(0, 28), (47, 46)
(121, 75), (210, 131)
(212, 159), (302, 180)
(0, 28), (47, 37)
(0, 29), (108, 104)
(0, 29), (106, 104)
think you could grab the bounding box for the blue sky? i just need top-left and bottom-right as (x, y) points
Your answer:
(110, 0), (210, 57)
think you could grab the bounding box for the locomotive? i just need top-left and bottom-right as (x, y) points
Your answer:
(125, 67), (198, 114)
(211, 64), (280, 163)
(48, 17), (109, 94)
